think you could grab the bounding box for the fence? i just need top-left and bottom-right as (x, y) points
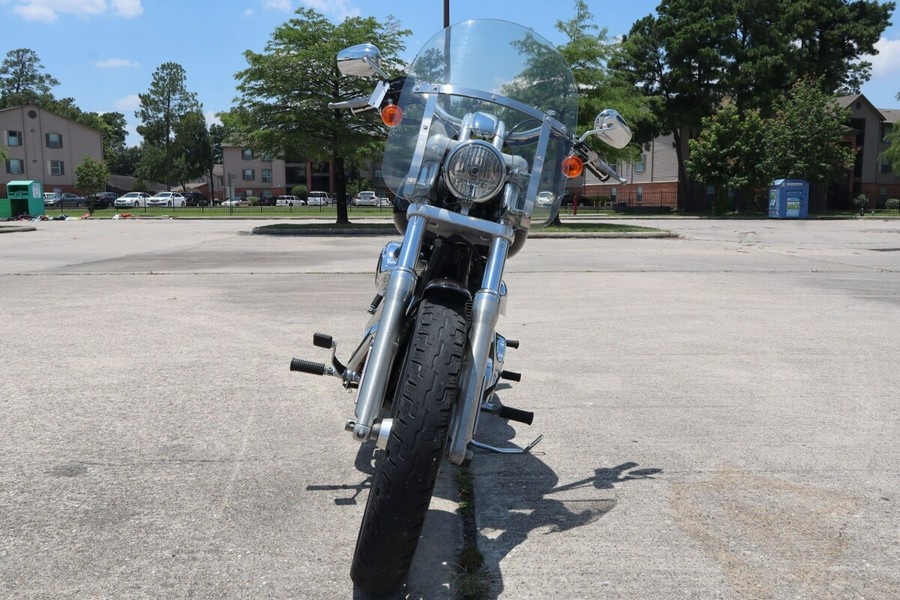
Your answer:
(561, 189), (679, 214)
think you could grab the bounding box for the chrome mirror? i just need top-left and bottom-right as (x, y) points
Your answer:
(337, 44), (389, 78)
(580, 109), (633, 149)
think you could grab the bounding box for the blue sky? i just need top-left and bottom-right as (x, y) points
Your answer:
(2, 0), (898, 146)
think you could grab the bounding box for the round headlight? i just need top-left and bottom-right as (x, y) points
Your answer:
(444, 140), (506, 203)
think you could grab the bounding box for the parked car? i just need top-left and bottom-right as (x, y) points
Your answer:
(222, 196), (249, 207)
(353, 191), (378, 206)
(181, 191), (211, 206)
(115, 192), (151, 208)
(536, 191), (555, 207)
(43, 192), (61, 207)
(56, 193), (88, 208)
(90, 192), (117, 208)
(378, 197), (393, 207)
(257, 196), (276, 206)
(276, 195), (305, 207)
(307, 191), (332, 206)
(147, 192), (187, 207)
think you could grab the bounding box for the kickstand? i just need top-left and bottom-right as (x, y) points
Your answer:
(471, 434), (543, 455)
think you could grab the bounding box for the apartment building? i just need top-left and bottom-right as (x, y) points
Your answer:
(568, 132), (680, 209)
(837, 94), (900, 207)
(1, 104), (104, 197)
(218, 144), (339, 200)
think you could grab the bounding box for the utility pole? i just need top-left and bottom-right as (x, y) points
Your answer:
(444, 0), (449, 28)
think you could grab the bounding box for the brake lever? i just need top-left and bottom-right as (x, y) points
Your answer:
(574, 140), (628, 184)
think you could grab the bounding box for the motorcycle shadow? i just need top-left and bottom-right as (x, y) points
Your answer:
(471, 418), (662, 598)
(307, 441), (460, 600)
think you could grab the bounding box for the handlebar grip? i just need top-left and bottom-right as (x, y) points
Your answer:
(498, 405), (534, 425)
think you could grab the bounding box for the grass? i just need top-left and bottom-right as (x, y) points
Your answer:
(39, 205), (393, 219)
(455, 466), (492, 600)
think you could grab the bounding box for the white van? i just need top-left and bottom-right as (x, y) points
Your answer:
(307, 191), (332, 206)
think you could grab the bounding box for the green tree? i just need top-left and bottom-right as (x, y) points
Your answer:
(75, 155), (111, 200)
(110, 145), (142, 177)
(555, 0), (657, 161)
(226, 8), (409, 223)
(613, 4), (734, 207)
(209, 121), (234, 164)
(613, 0), (893, 209)
(686, 101), (768, 213)
(136, 62), (202, 188)
(0, 48), (59, 108)
(171, 109), (213, 190)
(766, 79), (855, 186)
(135, 143), (165, 185)
(882, 91), (900, 174)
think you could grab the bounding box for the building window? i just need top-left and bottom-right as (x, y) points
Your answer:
(50, 160), (64, 176)
(882, 157), (893, 174)
(635, 154), (646, 173)
(610, 187), (617, 202)
(636, 186), (644, 203)
(242, 168), (255, 181)
(882, 124), (893, 143)
(6, 158), (24, 175)
(7, 130), (22, 147)
(262, 168), (272, 183)
(46, 133), (63, 149)
(242, 149), (255, 160)
(261, 153), (272, 163)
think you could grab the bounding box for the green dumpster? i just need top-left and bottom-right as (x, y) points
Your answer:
(0, 180), (45, 219)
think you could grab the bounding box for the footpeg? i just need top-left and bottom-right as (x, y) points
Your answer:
(481, 396), (534, 425)
(290, 333), (359, 386)
(500, 370), (521, 382)
(291, 358), (329, 376)
(498, 405), (533, 425)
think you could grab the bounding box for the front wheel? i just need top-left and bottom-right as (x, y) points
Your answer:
(351, 294), (469, 597)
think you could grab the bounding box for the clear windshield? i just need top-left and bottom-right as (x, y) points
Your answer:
(383, 20), (578, 228)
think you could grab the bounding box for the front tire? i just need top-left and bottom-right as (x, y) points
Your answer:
(351, 295), (469, 597)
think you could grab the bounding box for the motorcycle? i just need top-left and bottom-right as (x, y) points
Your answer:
(291, 19), (632, 596)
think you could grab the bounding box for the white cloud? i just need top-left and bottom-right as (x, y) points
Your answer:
(244, 8), (253, 17)
(262, 0), (292, 10)
(95, 58), (139, 68)
(114, 94), (141, 112)
(8, 0), (143, 22)
(204, 111), (222, 128)
(868, 37), (900, 77)
(111, 0), (142, 18)
(301, 0), (359, 20)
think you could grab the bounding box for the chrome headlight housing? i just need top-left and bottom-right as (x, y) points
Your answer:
(444, 140), (506, 203)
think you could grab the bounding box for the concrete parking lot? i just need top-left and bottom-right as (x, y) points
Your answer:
(1, 218), (898, 599)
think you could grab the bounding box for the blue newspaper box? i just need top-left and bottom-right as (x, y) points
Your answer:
(768, 179), (809, 219)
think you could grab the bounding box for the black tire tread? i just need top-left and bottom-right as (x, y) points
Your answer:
(351, 295), (468, 597)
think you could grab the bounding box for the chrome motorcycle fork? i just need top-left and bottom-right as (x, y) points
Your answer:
(350, 215), (427, 442)
(448, 233), (510, 465)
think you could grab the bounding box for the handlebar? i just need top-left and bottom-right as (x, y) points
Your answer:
(330, 78), (628, 185)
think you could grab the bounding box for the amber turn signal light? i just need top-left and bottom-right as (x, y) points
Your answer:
(562, 155), (584, 178)
(381, 104), (403, 128)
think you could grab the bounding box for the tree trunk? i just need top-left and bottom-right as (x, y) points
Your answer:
(333, 155), (350, 224)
